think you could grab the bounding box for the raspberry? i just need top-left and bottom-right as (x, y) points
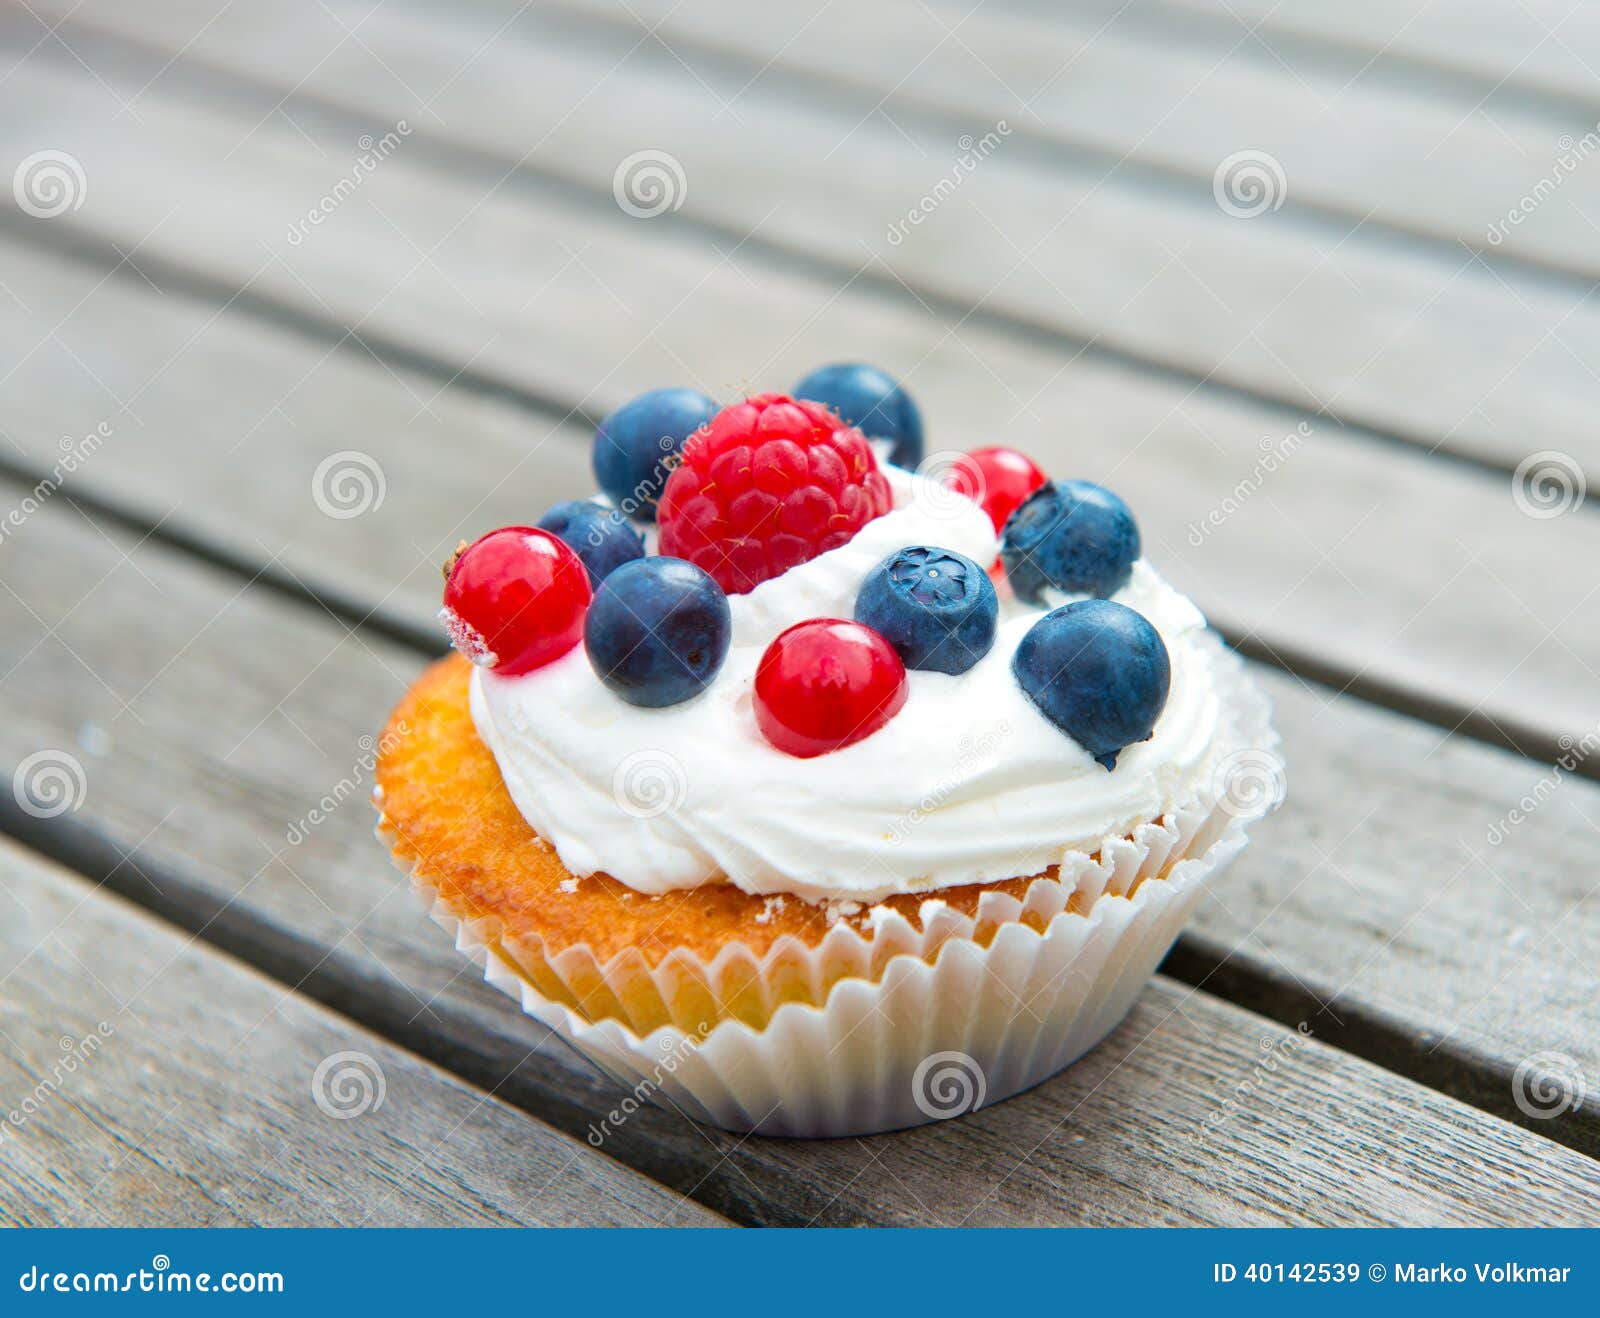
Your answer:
(657, 394), (892, 594)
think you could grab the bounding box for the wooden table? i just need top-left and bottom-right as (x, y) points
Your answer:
(1, 0), (1597, 1226)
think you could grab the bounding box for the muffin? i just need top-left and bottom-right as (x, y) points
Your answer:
(375, 378), (1281, 1136)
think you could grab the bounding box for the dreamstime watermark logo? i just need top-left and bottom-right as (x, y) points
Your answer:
(312, 450), (386, 519)
(1192, 1022), (1312, 1144)
(1210, 747), (1287, 818)
(286, 723), (409, 845)
(613, 150), (687, 218)
(611, 749), (688, 820)
(1511, 1050), (1587, 1120)
(890, 722), (1011, 844)
(602, 434), (681, 522)
(1187, 423), (1312, 547)
(887, 122), (1010, 246)
(285, 121), (410, 246)
(1511, 450), (1585, 519)
(1487, 125), (1600, 245)
(574, 504), (642, 555)
(1486, 723), (1600, 845)
(311, 1050), (386, 1120)
(911, 1050), (987, 1120)
(1213, 150), (1287, 219)
(13, 150), (87, 219)
(12, 750), (88, 820)
(18, 1255), (283, 1295)
(911, 450), (986, 522)
(0, 1024), (114, 1144)
(585, 1024), (713, 1146)
(0, 422), (113, 549)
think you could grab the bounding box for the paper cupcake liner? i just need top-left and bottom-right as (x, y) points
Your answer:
(388, 641), (1279, 1137)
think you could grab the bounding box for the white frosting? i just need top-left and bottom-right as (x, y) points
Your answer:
(470, 468), (1228, 904)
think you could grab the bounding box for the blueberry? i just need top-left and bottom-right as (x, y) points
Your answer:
(1011, 599), (1170, 769)
(1001, 480), (1139, 603)
(593, 387), (718, 522)
(584, 557), (731, 707)
(855, 545), (996, 675)
(794, 363), (923, 468)
(536, 500), (645, 588)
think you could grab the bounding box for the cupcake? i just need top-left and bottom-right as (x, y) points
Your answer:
(375, 373), (1281, 1137)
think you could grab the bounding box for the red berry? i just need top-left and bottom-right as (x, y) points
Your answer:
(440, 527), (591, 675)
(658, 393), (892, 594)
(946, 447), (1047, 532)
(754, 619), (907, 758)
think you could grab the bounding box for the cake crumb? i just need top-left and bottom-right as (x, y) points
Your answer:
(558, 878), (578, 894)
(824, 898), (863, 927)
(754, 895), (787, 925)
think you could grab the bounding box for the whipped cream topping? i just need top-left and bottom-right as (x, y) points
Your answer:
(470, 468), (1228, 904)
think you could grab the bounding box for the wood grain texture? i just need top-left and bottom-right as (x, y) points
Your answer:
(0, 839), (722, 1227)
(561, 0), (1600, 272)
(1, 483), (1597, 1222)
(17, 0), (1600, 481)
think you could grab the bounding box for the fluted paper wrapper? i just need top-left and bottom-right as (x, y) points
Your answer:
(393, 645), (1279, 1137)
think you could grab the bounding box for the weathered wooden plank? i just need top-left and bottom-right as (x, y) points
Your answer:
(0, 839), (723, 1226)
(10, 0), (1600, 482)
(3, 482), (1598, 1222)
(0, 234), (596, 650)
(549, 0), (1600, 274)
(0, 153), (1596, 777)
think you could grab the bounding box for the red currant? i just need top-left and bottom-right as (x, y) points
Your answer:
(754, 619), (907, 758)
(946, 447), (1047, 532)
(440, 527), (591, 675)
